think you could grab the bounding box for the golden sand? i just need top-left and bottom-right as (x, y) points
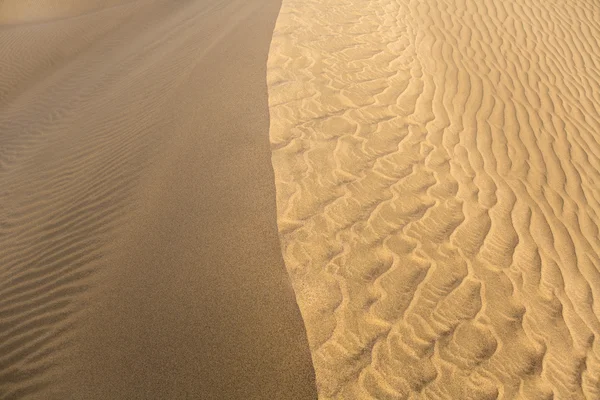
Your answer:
(0, 0), (316, 398)
(268, 0), (600, 398)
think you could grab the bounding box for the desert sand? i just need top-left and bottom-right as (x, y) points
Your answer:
(268, 0), (600, 398)
(2, 0), (600, 398)
(0, 0), (317, 399)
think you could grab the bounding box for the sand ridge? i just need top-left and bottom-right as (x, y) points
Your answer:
(267, 0), (600, 398)
(0, 0), (317, 398)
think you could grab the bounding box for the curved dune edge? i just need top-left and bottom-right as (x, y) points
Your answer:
(1, 0), (317, 398)
(267, 0), (600, 398)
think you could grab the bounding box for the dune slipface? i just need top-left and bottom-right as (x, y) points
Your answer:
(0, 0), (317, 399)
(268, 0), (600, 398)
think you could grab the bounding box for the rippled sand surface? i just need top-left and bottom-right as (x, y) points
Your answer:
(0, 0), (317, 398)
(268, 0), (600, 398)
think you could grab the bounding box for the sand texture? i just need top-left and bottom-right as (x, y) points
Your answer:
(0, 0), (317, 399)
(267, 0), (600, 398)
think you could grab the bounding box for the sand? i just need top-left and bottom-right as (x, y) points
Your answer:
(0, 0), (317, 399)
(268, 0), (600, 398)
(3, 0), (600, 398)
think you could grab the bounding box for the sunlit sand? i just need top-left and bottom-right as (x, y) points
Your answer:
(268, 0), (600, 398)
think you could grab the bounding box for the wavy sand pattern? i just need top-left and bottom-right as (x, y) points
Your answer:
(268, 0), (600, 398)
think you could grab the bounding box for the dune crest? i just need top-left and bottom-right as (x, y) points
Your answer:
(267, 0), (600, 398)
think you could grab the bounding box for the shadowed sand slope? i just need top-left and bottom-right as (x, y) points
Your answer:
(0, 0), (317, 399)
(267, 0), (600, 398)
(0, 0), (126, 24)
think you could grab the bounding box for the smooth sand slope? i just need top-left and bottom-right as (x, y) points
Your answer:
(268, 0), (600, 398)
(0, 0), (317, 399)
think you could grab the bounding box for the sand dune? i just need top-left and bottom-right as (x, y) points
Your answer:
(267, 0), (600, 398)
(0, 0), (317, 399)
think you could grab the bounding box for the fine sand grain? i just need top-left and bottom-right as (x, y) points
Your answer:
(268, 0), (600, 398)
(0, 0), (317, 399)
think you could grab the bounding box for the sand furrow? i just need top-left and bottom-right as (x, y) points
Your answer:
(268, 0), (600, 398)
